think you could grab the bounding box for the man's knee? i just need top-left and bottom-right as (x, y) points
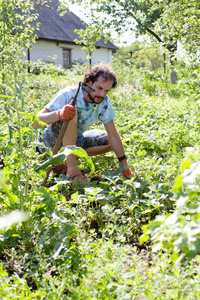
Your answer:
(107, 143), (112, 151)
(64, 112), (78, 135)
(69, 111), (78, 125)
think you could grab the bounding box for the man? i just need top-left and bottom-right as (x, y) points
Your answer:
(33, 64), (134, 183)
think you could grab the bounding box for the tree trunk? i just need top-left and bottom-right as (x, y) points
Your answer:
(167, 41), (178, 84)
(163, 53), (166, 74)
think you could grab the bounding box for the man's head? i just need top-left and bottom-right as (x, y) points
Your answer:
(83, 64), (117, 104)
(83, 64), (117, 88)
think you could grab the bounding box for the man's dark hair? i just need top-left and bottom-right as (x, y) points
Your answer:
(83, 64), (117, 88)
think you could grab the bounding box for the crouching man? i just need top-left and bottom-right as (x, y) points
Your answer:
(33, 64), (134, 183)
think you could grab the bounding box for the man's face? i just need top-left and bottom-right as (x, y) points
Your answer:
(85, 76), (113, 104)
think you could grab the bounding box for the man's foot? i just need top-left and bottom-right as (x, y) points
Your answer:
(52, 164), (67, 175)
(67, 170), (88, 185)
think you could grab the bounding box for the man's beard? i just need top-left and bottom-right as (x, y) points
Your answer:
(88, 92), (104, 104)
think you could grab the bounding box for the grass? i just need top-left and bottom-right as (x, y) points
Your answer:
(1, 62), (200, 298)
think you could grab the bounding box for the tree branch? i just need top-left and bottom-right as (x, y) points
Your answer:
(113, 0), (164, 44)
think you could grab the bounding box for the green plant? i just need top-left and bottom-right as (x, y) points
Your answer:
(0, 0), (37, 98)
(1, 50), (200, 297)
(141, 148), (200, 262)
(30, 58), (67, 76)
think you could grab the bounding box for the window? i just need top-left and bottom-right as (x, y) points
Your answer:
(62, 48), (71, 67)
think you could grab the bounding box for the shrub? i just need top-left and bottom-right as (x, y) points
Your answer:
(141, 148), (200, 262)
(30, 58), (67, 76)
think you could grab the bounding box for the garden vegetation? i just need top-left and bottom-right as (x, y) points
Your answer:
(1, 0), (200, 299)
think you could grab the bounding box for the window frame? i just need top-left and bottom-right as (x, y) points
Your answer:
(62, 47), (72, 67)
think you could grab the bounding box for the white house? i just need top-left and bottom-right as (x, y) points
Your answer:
(22, 0), (117, 67)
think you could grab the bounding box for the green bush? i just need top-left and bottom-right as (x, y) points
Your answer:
(30, 58), (67, 76)
(1, 45), (200, 296)
(141, 148), (200, 262)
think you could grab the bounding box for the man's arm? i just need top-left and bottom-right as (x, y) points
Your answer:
(32, 102), (76, 128)
(104, 120), (134, 178)
(39, 108), (60, 124)
(31, 108), (59, 128)
(104, 120), (128, 168)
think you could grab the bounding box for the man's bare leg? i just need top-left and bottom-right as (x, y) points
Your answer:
(61, 117), (112, 181)
(61, 113), (83, 178)
(86, 144), (112, 156)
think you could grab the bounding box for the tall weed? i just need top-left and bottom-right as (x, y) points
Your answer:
(141, 148), (200, 262)
(1, 57), (200, 297)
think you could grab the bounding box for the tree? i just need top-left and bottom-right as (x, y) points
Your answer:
(63, 1), (176, 62)
(114, 41), (166, 70)
(152, 0), (200, 57)
(73, 27), (105, 66)
(0, 0), (38, 98)
(64, 0), (200, 83)
(59, 1), (111, 65)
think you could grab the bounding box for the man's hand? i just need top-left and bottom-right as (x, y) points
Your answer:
(122, 168), (135, 179)
(57, 103), (76, 120)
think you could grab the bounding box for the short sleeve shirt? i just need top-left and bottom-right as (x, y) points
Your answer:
(45, 86), (116, 136)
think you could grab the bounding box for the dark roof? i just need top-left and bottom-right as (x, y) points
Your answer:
(28, 0), (117, 50)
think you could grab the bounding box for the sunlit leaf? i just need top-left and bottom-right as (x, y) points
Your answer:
(0, 210), (28, 229)
(34, 145), (95, 172)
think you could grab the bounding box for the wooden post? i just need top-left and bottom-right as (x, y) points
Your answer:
(27, 48), (30, 73)
(129, 51), (133, 65)
(164, 53), (166, 74)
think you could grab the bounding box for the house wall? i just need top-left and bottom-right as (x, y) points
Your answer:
(24, 40), (113, 66)
(92, 48), (113, 64)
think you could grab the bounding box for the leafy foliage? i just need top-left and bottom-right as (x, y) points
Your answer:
(141, 149), (200, 262)
(0, 0), (38, 97)
(64, 0), (181, 63)
(34, 145), (95, 172)
(2, 0), (200, 297)
(150, 0), (200, 56)
(114, 41), (168, 71)
(1, 25), (200, 296)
